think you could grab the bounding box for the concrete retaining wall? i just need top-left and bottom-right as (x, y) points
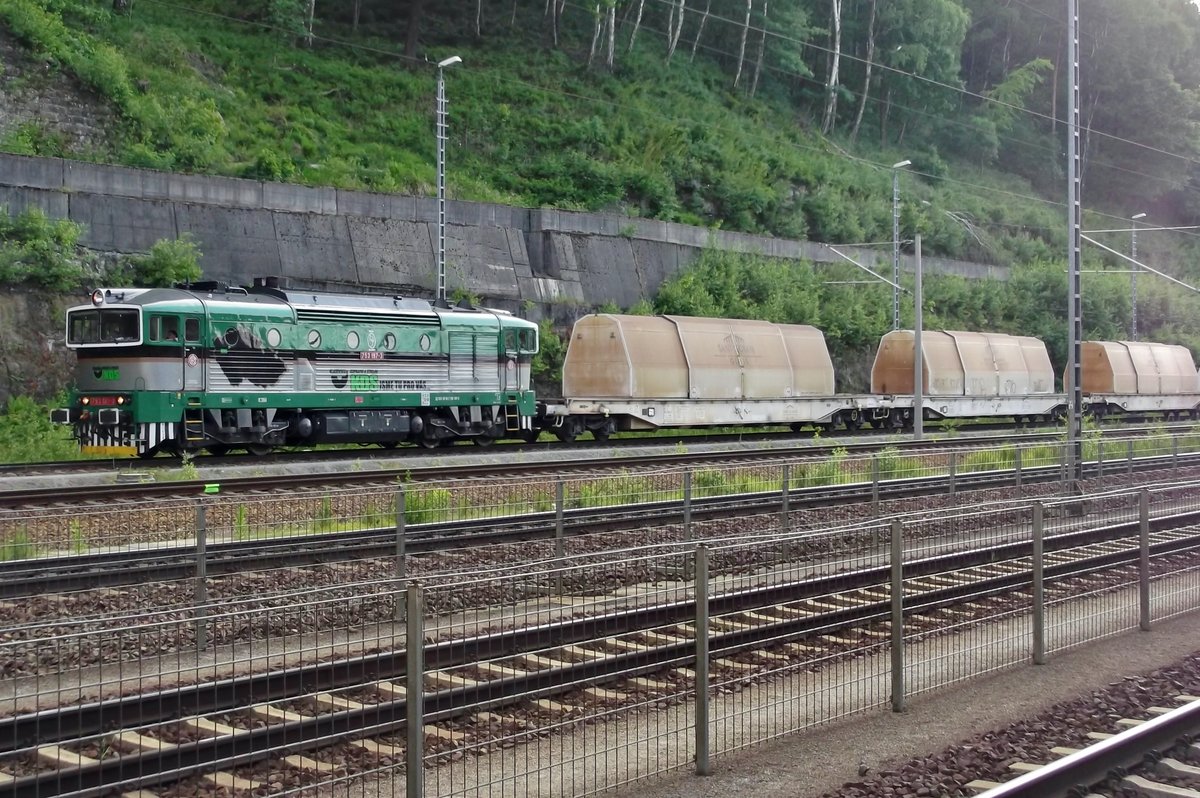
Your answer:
(0, 152), (1009, 320)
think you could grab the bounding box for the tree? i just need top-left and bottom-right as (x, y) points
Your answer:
(850, 0), (876, 141)
(821, 0), (843, 134)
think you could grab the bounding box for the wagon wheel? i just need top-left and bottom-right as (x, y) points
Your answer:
(591, 428), (610, 443)
(245, 444), (272, 456)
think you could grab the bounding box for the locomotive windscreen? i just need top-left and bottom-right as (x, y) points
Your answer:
(68, 309), (140, 345)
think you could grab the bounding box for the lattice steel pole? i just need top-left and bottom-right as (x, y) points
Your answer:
(435, 55), (461, 305)
(891, 159), (911, 331)
(1065, 0), (1083, 491)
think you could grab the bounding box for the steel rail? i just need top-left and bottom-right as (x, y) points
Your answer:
(973, 699), (1200, 798)
(5, 520), (1196, 798)
(0, 419), (1147, 477)
(3, 450), (1193, 598)
(0, 424), (1174, 507)
(4, 506), (1198, 761)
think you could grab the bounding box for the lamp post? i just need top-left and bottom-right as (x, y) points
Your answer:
(1131, 212), (1146, 340)
(891, 159), (911, 330)
(436, 55), (462, 307)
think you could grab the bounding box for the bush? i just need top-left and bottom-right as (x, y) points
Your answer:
(0, 395), (85, 462)
(128, 234), (202, 286)
(0, 206), (87, 290)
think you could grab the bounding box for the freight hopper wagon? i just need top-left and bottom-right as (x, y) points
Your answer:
(547, 314), (879, 440)
(1079, 341), (1200, 419)
(871, 330), (1060, 424)
(51, 281), (540, 456)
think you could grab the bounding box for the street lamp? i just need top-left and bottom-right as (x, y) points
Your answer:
(891, 159), (911, 330)
(1131, 212), (1146, 340)
(436, 55), (462, 307)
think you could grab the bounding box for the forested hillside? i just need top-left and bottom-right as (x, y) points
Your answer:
(5, 0), (1200, 389)
(3, 0), (1200, 269)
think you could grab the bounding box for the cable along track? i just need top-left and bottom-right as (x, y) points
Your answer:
(4, 498), (1200, 797)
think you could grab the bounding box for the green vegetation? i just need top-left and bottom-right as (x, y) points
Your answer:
(0, 204), (203, 291)
(4, 0), (1197, 276)
(0, 395), (86, 462)
(0, 528), (38, 562)
(0, 207), (87, 290)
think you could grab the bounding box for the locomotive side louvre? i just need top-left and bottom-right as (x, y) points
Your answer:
(52, 282), (540, 455)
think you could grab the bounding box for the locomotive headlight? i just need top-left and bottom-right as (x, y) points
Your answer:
(91, 289), (104, 306)
(80, 397), (90, 406)
(116, 396), (125, 405)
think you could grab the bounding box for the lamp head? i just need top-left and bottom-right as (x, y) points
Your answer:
(892, 159), (912, 169)
(438, 55), (463, 69)
(1131, 212), (1147, 220)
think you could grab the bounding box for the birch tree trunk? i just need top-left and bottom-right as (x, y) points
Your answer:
(588, 3), (602, 66)
(690, 0), (712, 62)
(606, 4), (616, 69)
(733, 0), (753, 88)
(475, 0), (482, 37)
(628, 0), (646, 52)
(820, 0), (842, 133)
(667, 0), (687, 63)
(750, 0), (768, 97)
(352, 0), (360, 31)
(851, 0), (876, 141)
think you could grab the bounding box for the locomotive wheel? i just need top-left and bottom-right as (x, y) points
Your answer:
(245, 444), (272, 456)
(137, 448), (158, 460)
(418, 436), (441, 449)
(522, 429), (542, 443)
(378, 441), (399, 449)
(472, 436), (494, 447)
(207, 444), (231, 456)
(591, 428), (610, 443)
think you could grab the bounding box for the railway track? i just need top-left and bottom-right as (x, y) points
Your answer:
(2, 449), (1194, 599)
(4, 499), (1199, 797)
(0, 419), (1086, 477)
(1, 422), (1185, 508)
(969, 697), (1200, 797)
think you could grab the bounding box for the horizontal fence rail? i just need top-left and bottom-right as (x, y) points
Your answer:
(1, 435), (1199, 797)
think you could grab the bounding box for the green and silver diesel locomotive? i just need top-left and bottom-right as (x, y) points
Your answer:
(51, 279), (540, 456)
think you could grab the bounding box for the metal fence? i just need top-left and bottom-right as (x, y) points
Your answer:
(2, 450), (1200, 797)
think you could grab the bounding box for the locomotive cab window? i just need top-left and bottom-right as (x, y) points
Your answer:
(504, 330), (518, 351)
(184, 318), (200, 343)
(68, 309), (140, 345)
(149, 315), (181, 343)
(520, 329), (537, 352)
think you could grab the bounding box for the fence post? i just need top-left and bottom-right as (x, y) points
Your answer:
(555, 480), (565, 595)
(694, 545), (711, 776)
(406, 582), (425, 798)
(871, 456), (881, 515)
(194, 501), (207, 650)
(394, 488), (406, 622)
(1097, 439), (1104, 479)
(948, 451), (957, 501)
(682, 471), (694, 581)
(1140, 489), (1151, 631)
(1173, 436), (1180, 478)
(1032, 502), (1045, 665)
(1014, 446), (1023, 493)
(890, 519), (905, 712)
(780, 463), (790, 536)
